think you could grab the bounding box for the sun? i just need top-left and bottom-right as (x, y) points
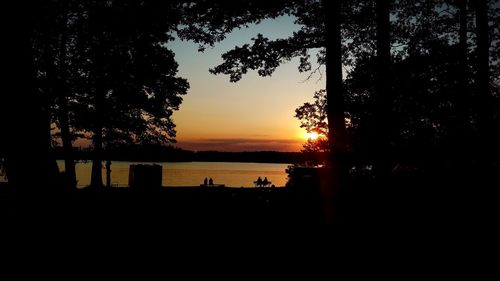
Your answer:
(305, 131), (320, 141)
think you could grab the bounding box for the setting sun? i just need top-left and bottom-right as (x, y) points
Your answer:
(305, 132), (320, 141)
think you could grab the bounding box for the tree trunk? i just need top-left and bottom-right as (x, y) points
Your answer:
(90, 125), (104, 188)
(106, 159), (112, 188)
(374, 0), (392, 183)
(323, 0), (348, 224)
(90, 85), (104, 189)
(57, 12), (77, 190)
(475, 0), (491, 164)
(90, 19), (106, 189)
(455, 0), (470, 163)
(58, 97), (76, 189)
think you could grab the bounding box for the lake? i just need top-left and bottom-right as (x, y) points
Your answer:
(56, 161), (290, 188)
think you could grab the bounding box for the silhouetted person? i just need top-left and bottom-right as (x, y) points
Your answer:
(204, 177), (208, 186)
(209, 178), (213, 185)
(263, 177), (269, 187)
(256, 176), (263, 187)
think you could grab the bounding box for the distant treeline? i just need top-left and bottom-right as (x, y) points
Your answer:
(53, 145), (323, 164)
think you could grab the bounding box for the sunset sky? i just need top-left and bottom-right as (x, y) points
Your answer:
(170, 16), (325, 152)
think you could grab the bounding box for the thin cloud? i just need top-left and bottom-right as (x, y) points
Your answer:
(176, 138), (302, 152)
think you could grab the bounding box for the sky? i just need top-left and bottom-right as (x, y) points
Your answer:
(169, 16), (325, 152)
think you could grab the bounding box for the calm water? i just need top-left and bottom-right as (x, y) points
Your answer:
(56, 161), (290, 188)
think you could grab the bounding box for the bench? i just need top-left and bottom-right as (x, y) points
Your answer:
(253, 181), (272, 188)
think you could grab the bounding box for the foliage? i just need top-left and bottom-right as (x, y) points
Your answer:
(31, 0), (190, 149)
(196, 0), (500, 167)
(294, 90), (329, 153)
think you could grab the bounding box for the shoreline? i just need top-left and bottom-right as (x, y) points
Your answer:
(77, 185), (286, 190)
(57, 159), (295, 165)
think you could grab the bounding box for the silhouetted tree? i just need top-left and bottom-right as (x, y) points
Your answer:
(1, 1), (61, 191)
(348, 0), (500, 170)
(346, 42), (472, 163)
(32, 0), (80, 189)
(25, 1), (189, 189)
(295, 90), (329, 154)
(296, 37), (477, 171)
(55, 8), (77, 189)
(374, 0), (393, 182)
(80, 1), (188, 188)
(451, 0), (472, 168)
(474, 0), (492, 166)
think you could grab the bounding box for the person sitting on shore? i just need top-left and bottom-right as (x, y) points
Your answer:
(256, 176), (263, 187)
(209, 178), (213, 185)
(204, 177), (208, 186)
(263, 177), (269, 187)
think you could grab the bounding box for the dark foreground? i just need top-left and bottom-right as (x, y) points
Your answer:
(1, 165), (497, 224)
(4, 186), (322, 224)
(0, 188), (492, 226)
